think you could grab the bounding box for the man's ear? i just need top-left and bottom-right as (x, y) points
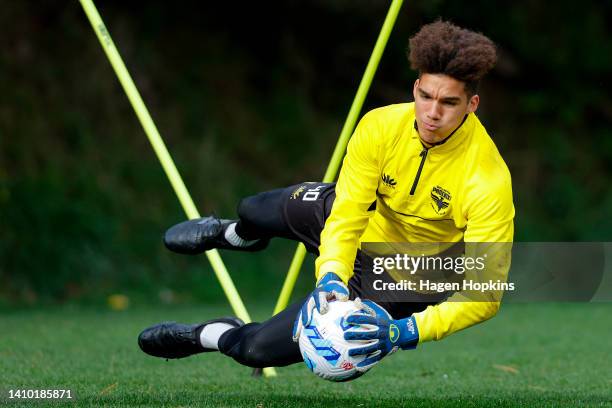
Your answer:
(467, 94), (480, 113)
(413, 78), (420, 99)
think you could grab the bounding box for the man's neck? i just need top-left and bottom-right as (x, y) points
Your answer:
(419, 138), (434, 148)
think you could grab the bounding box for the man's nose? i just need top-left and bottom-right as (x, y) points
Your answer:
(427, 102), (441, 120)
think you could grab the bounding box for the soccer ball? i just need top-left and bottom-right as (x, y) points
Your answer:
(298, 300), (376, 382)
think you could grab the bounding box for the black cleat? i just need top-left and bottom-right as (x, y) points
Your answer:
(163, 215), (269, 255)
(138, 317), (244, 359)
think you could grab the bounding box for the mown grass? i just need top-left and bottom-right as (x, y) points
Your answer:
(1, 303), (610, 407)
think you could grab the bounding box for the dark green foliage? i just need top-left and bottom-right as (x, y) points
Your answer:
(1, 1), (610, 305)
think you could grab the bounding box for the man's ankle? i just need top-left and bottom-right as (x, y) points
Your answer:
(224, 222), (260, 247)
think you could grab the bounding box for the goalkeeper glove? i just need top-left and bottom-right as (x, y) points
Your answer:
(343, 299), (419, 371)
(292, 272), (349, 342)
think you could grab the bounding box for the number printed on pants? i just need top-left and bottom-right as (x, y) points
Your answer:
(302, 185), (325, 201)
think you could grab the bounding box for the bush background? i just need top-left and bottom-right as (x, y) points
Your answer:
(1, 1), (611, 307)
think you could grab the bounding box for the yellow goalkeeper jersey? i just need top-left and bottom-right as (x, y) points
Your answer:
(315, 102), (515, 343)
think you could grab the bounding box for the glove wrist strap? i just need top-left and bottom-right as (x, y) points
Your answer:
(396, 316), (419, 350)
(317, 272), (342, 286)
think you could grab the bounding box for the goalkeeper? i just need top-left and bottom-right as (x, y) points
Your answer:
(138, 20), (514, 370)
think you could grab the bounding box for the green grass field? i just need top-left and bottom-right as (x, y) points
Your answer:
(1, 303), (610, 407)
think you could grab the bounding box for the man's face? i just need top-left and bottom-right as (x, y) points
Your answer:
(413, 73), (479, 144)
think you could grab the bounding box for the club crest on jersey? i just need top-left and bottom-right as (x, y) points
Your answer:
(431, 185), (451, 214)
(381, 173), (397, 188)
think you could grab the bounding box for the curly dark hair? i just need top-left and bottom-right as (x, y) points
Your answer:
(408, 20), (497, 95)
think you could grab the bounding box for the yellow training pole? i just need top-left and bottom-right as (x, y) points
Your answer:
(272, 0), (404, 315)
(78, 0), (276, 377)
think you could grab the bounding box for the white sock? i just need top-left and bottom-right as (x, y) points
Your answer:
(224, 222), (260, 248)
(199, 322), (234, 350)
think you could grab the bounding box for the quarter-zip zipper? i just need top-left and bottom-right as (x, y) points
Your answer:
(409, 148), (428, 195)
(408, 114), (466, 196)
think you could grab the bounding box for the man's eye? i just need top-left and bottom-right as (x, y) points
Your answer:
(421, 94), (431, 100)
(443, 101), (457, 106)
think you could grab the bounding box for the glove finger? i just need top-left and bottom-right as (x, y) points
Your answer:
(317, 291), (330, 314)
(331, 289), (349, 301)
(348, 342), (379, 357)
(329, 291), (349, 302)
(344, 329), (378, 341)
(355, 352), (382, 371)
(301, 297), (315, 327)
(360, 300), (393, 319)
(345, 314), (377, 326)
(292, 312), (303, 342)
(355, 301), (377, 317)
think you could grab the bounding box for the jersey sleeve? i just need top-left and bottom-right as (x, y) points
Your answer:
(314, 111), (382, 283)
(414, 161), (515, 342)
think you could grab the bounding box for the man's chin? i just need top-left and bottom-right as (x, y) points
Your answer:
(419, 132), (441, 145)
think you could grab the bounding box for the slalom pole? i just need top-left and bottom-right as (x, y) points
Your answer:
(78, 0), (277, 377)
(271, 0), (405, 316)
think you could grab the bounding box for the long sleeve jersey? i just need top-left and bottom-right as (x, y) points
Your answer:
(315, 103), (515, 343)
